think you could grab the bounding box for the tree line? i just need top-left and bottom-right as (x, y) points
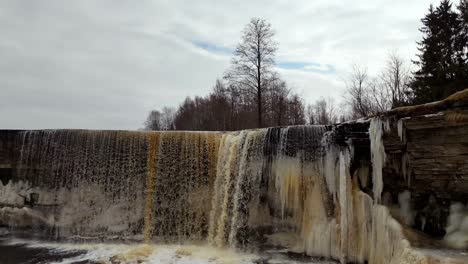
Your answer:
(144, 0), (468, 131)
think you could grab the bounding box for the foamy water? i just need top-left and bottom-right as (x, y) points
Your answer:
(2, 238), (335, 264)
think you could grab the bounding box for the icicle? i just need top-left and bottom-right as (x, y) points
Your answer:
(338, 149), (351, 264)
(398, 190), (414, 226)
(397, 119), (404, 142)
(369, 118), (388, 204)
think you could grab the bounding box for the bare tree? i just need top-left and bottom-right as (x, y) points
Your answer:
(368, 80), (391, 113)
(344, 64), (374, 118)
(268, 78), (290, 126)
(287, 94), (305, 125)
(224, 83), (242, 130)
(380, 51), (412, 107)
(160, 107), (176, 130)
(209, 79), (230, 130)
(305, 104), (315, 125)
(224, 18), (278, 128)
(144, 110), (162, 131)
(345, 52), (413, 119)
(307, 97), (337, 125)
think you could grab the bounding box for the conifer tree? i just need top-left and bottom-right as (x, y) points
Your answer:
(457, 0), (468, 80)
(411, 0), (467, 104)
(459, 0), (468, 44)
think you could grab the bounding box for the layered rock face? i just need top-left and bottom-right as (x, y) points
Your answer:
(381, 90), (468, 246)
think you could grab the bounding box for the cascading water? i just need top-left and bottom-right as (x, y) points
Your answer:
(6, 130), (221, 241)
(0, 123), (461, 263)
(143, 132), (160, 241)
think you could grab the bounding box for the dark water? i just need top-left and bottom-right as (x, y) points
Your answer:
(0, 238), (88, 264)
(0, 234), (338, 264)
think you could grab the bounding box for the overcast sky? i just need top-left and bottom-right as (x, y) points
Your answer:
(0, 0), (440, 130)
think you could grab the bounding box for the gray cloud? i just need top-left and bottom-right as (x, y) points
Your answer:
(0, 0), (440, 129)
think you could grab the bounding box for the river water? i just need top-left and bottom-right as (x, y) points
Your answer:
(0, 234), (337, 264)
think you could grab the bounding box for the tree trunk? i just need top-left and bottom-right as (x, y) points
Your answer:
(258, 83), (262, 128)
(257, 40), (262, 128)
(277, 97), (283, 127)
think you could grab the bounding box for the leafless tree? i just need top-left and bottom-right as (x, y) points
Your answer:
(160, 107), (176, 130)
(368, 80), (391, 113)
(344, 52), (413, 118)
(143, 110), (162, 131)
(224, 18), (278, 128)
(344, 64), (374, 118)
(379, 51), (412, 107)
(305, 104), (315, 125)
(209, 80), (231, 130)
(307, 97), (337, 125)
(287, 94), (306, 125)
(268, 78), (290, 126)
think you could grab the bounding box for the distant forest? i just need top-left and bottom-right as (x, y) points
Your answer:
(144, 0), (468, 131)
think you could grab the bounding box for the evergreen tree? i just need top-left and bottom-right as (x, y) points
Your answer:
(411, 1), (467, 104)
(458, 0), (468, 46)
(457, 0), (468, 79)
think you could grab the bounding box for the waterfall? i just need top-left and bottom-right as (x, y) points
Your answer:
(9, 130), (221, 240)
(143, 132), (160, 241)
(0, 122), (439, 263)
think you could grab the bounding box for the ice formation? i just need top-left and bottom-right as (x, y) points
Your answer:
(398, 190), (414, 226)
(369, 118), (388, 204)
(444, 203), (468, 249)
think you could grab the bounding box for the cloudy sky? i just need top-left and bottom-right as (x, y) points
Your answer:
(1, 0), (440, 130)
